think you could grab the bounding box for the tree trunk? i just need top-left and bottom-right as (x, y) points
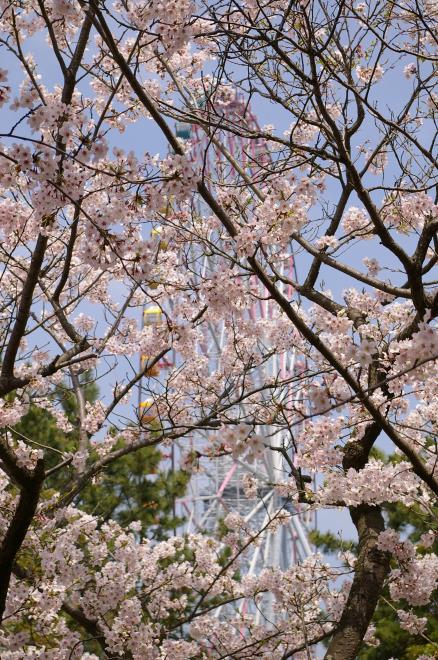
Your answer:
(324, 504), (390, 659)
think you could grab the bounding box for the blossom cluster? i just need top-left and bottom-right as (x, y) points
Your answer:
(378, 529), (438, 607)
(0, 479), (341, 659)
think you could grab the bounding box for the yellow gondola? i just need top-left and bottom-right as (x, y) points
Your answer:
(139, 399), (158, 422)
(151, 226), (168, 250)
(143, 306), (162, 324)
(141, 359), (160, 377)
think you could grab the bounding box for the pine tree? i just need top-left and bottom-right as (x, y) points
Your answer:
(14, 374), (189, 540)
(359, 497), (438, 660)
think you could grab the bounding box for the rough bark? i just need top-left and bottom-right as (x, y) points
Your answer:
(0, 458), (45, 623)
(324, 504), (390, 659)
(324, 422), (390, 659)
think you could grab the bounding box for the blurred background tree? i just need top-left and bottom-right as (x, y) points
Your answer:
(14, 373), (189, 540)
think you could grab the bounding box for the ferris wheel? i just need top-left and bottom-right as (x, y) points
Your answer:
(173, 281), (315, 623)
(140, 90), (315, 624)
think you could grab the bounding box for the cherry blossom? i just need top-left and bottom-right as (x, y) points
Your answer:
(0, 1), (436, 658)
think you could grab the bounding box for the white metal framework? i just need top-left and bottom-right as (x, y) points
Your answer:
(141, 91), (315, 622)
